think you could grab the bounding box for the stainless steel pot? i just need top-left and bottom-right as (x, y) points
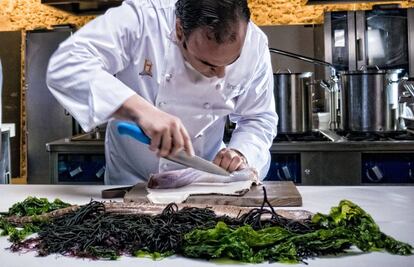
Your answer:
(339, 69), (404, 132)
(273, 71), (313, 134)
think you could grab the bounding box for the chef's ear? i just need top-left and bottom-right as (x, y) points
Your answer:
(176, 18), (184, 43)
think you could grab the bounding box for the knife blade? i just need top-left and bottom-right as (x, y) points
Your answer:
(117, 121), (230, 176)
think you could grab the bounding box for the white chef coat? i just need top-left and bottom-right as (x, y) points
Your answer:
(46, 0), (278, 185)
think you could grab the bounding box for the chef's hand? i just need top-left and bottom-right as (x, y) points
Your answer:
(213, 148), (247, 173)
(114, 94), (194, 157)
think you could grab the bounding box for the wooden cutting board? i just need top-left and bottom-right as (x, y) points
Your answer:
(124, 181), (302, 207)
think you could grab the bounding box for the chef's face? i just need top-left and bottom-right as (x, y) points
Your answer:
(176, 19), (247, 78)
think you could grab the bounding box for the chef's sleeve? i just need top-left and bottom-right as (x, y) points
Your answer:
(227, 43), (278, 179)
(46, 2), (140, 132)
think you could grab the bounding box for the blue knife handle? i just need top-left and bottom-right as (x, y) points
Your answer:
(117, 122), (151, 145)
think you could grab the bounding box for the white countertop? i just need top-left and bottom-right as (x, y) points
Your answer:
(0, 185), (413, 267)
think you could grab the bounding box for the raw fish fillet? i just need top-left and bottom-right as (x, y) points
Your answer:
(146, 168), (260, 204)
(147, 167), (259, 189)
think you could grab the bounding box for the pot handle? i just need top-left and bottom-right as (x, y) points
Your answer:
(316, 79), (334, 93)
(359, 65), (380, 71)
(401, 78), (414, 97)
(275, 68), (292, 74)
(388, 74), (407, 86)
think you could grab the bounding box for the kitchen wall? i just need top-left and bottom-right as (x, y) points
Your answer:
(261, 25), (321, 73)
(0, 0), (413, 183)
(0, 1), (92, 31)
(250, 0), (414, 25)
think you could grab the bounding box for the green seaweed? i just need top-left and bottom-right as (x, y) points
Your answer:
(6, 197), (70, 217)
(0, 197), (71, 242)
(0, 217), (41, 242)
(2, 197), (412, 263)
(312, 200), (413, 255)
(134, 250), (174, 260)
(183, 200), (413, 263)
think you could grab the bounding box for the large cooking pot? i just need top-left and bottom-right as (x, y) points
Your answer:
(339, 68), (404, 132)
(273, 71), (314, 134)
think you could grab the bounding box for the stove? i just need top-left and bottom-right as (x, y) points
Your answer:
(335, 131), (414, 142)
(275, 132), (332, 142)
(47, 127), (414, 185)
(267, 129), (414, 185)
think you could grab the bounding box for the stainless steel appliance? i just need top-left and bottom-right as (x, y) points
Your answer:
(41, 0), (123, 15)
(47, 132), (105, 185)
(340, 68), (404, 132)
(0, 131), (12, 184)
(26, 28), (75, 184)
(0, 31), (22, 178)
(270, 45), (408, 134)
(273, 71), (313, 133)
(324, 6), (414, 131)
(400, 78), (414, 130)
(265, 22), (414, 185)
(324, 6), (414, 77)
(50, 120), (414, 186)
(266, 130), (414, 185)
(269, 48), (341, 131)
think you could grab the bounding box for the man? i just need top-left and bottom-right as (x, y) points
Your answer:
(47, 0), (278, 185)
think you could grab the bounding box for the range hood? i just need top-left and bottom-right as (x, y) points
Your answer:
(42, 0), (124, 15)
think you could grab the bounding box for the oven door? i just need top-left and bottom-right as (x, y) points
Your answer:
(265, 153), (301, 183)
(355, 8), (409, 74)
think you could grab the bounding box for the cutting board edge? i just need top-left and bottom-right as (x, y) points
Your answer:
(123, 181), (302, 207)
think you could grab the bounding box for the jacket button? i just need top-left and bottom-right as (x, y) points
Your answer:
(215, 83), (221, 90)
(165, 73), (172, 81)
(203, 102), (211, 109)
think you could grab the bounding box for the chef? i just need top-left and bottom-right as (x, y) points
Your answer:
(47, 0), (278, 185)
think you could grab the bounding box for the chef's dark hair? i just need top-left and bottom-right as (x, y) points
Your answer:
(175, 0), (250, 44)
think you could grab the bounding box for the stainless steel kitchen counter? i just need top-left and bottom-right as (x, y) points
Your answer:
(271, 140), (414, 152)
(47, 138), (104, 153)
(0, 184), (413, 267)
(46, 135), (414, 185)
(47, 136), (414, 153)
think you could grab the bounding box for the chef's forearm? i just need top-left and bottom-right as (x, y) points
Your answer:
(113, 93), (195, 157)
(113, 94), (155, 124)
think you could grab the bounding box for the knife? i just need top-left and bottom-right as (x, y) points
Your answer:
(117, 121), (230, 176)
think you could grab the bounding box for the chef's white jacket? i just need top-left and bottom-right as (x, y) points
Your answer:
(47, 0), (278, 185)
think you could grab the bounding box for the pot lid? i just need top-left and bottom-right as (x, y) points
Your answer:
(273, 71), (313, 78)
